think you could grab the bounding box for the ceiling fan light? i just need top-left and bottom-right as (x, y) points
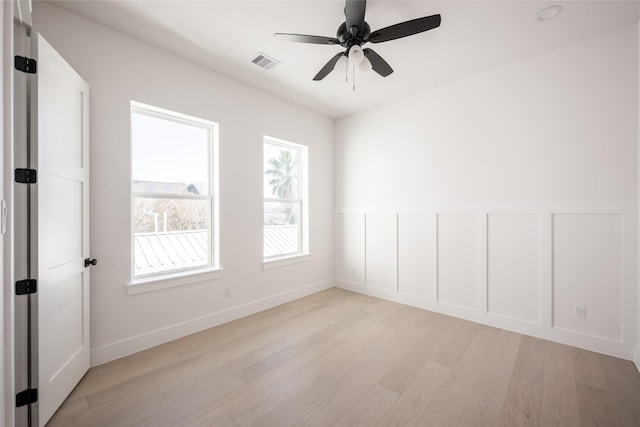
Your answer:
(349, 45), (365, 64)
(358, 56), (372, 72)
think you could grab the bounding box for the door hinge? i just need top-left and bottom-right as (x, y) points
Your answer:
(15, 168), (37, 184)
(14, 56), (37, 74)
(16, 279), (37, 295)
(16, 388), (38, 407)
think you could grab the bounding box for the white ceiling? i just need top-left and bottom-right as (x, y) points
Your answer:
(47, 0), (640, 119)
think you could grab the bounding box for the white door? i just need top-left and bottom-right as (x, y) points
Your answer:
(31, 33), (90, 426)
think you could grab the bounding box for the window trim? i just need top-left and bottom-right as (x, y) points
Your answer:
(126, 267), (223, 295)
(262, 136), (309, 262)
(129, 101), (220, 285)
(262, 254), (310, 270)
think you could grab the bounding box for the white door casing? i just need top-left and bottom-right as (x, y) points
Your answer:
(31, 33), (90, 426)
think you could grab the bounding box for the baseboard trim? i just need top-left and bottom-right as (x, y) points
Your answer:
(635, 345), (640, 373)
(90, 279), (334, 366)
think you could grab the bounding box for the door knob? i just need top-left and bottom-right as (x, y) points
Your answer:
(84, 258), (97, 268)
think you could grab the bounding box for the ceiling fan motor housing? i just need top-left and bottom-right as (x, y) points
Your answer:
(337, 22), (371, 48)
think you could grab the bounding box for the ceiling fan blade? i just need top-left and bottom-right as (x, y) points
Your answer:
(274, 33), (340, 45)
(313, 52), (345, 81)
(363, 48), (393, 77)
(345, 0), (367, 34)
(368, 14), (441, 43)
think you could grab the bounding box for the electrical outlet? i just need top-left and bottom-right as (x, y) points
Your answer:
(574, 304), (586, 319)
(225, 288), (231, 298)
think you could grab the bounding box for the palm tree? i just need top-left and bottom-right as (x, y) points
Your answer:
(265, 150), (298, 224)
(265, 150), (298, 199)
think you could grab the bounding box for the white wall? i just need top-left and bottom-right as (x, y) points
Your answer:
(335, 24), (639, 360)
(32, 2), (334, 366)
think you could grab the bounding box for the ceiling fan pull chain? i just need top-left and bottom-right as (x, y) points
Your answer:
(346, 56), (349, 84)
(352, 63), (356, 91)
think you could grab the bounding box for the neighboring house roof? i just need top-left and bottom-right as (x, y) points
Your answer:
(134, 230), (208, 276)
(133, 180), (206, 194)
(185, 181), (208, 195)
(264, 225), (299, 258)
(134, 225), (299, 276)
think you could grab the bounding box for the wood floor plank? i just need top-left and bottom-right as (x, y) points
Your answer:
(174, 292), (369, 367)
(234, 309), (371, 383)
(430, 317), (480, 369)
(45, 396), (89, 427)
(456, 329), (522, 426)
(512, 335), (547, 383)
(224, 319), (392, 426)
(179, 303), (403, 426)
(602, 355), (640, 426)
(499, 337), (545, 426)
(246, 325), (401, 426)
(499, 376), (543, 427)
(118, 372), (244, 427)
(456, 398), (502, 427)
(46, 289), (640, 427)
(375, 361), (452, 427)
(575, 382), (622, 427)
(540, 342), (579, 427)
(467, 328), (522, 408)
(417, 327), (500, 426)
(212, 418), (239, 427)
(183, 324), (388, 426)
(572, 348), (611, 391)
(68, 299), (362, 425)
(292, 325), (429, 426)
(334, 384), (399, 427)
(379, 313), (448, 394)
(376, 303), (430, 331)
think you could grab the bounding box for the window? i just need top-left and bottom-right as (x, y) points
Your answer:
(131, 102), (219, 281)
(263, 137), (308, 262)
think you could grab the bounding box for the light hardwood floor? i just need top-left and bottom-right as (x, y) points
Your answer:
(47, 288), (640, 426)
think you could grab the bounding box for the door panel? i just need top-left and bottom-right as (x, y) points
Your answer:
(39, 62), (82, 168)
(41, 274), (84, 382)
(32, 33), (90, 427)
(46, 175), (83, 268)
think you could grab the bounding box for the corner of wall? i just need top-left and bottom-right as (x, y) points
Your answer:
(636, 17), (640, 375)
(637, 18), (640, 374)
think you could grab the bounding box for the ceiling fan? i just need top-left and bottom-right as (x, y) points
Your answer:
(274, 0), (441, 81)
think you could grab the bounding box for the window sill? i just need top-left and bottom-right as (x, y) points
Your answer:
(127, 267), (223, 295)
(262, 253), (310, 270)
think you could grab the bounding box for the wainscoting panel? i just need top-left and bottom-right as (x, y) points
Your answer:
(487, 214), (540, 323)
(397, 213), (431, 300)
(437, 214), (478, 309)
(364, 213), (396, 292)
(335, 208), (635, 360)
(553, 214), (623, 341)
(336, 212), (365, 285)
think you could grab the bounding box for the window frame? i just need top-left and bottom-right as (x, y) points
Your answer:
(129, 101), (220, 289)
(262, 136), (309, 266)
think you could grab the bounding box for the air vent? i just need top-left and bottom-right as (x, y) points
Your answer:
(251, 52), (280, 70)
